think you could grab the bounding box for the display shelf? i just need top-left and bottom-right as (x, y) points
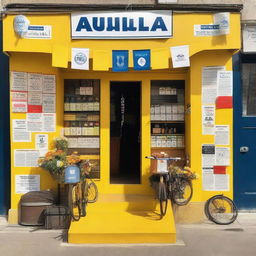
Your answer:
(64, 79), (101, 178)
(151, 121), (184, 123)
(64, 110), (99, 113)
(151, 147), (185, 150)
(151, 134), (184, 136)
(151, 80), (185, 156)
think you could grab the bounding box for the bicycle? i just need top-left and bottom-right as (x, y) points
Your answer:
(68, 161), (98, 221)
(204, 194), (238, 225)
(146, 156), (194, 218)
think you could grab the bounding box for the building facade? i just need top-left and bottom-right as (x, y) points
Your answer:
(2, 1), (241, 243)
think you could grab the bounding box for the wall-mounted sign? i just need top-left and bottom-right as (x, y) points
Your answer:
(71, 11), (172, 39)
(24, 25), (52, 39)
(13, 15), (30, 37)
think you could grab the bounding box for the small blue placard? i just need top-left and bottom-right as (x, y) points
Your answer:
(133, 50), (151, 71)
(112, 50), (129, 72)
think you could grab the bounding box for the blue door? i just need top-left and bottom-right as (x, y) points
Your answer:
(0, 21), (10, 215)
(234, 53), (256, 209)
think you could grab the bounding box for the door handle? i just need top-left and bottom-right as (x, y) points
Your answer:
(240, 146), (249, 153)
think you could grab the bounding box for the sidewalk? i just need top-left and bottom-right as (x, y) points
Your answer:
(0, 213), (256, 256)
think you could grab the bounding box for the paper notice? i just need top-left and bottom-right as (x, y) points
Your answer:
(71, 48), (90, 70)
(28, 92), (43, 113)
(15, 175), (40, 194)
(194, 24), (220, 37)
(14, 149), (40, 167)
(43, 94), (56, 113)
(202, 66), (225, 104)
(202, 144), (215, 168)
(203, 168), (229, 191)
(11, 72), (28, 91)
(243, 25), (256, 52)
(202, 168), (214, 191)
(43, 75), (56, 94)
(215, 125), (230, 145)
(28, 73), (43, 92)
(215, 147), (230, 166)
(214, 174), (229, 191)
(26, 113), (43, 132)
(214, 12), (230, 35)
(35, 134), (48, 156)
(170, 45), (190, 68)
(202, 105), (215, 135)
(13, 119), (31, 142)
(217, 71), (233, 97)
(11, 91), (27, 102)
(12, 102), (28, 113)
(43, 113), (56, 132)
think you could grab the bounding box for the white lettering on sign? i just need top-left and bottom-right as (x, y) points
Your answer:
(71, 11), (172, 39)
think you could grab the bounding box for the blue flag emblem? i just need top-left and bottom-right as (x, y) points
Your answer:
(133, 50), (150, 70)
(112, 50), (129, 72)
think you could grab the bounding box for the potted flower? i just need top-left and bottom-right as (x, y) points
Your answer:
(38, 138), (82, 183)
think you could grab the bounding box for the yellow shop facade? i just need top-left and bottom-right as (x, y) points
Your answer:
(3, 8), (240, 243)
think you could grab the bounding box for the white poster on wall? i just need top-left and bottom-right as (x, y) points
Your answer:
(215, 147), (230, 166)
(214, 12), (230, 35)
(11, 72), (28, 91)
(42, 94), (56, 113)
(170, 45), (190, 68)
(28, 73), (43, 92)
(13, 119), (31, 142)
(202, 168), (215, 191)
(215, 125), (230, 145)
(35, 134), (48, 157)
(26, 113), (43, 132)
(12, 102), (28, 113)
(202, 105), (215, 135)
(14, 150), (40, 167)
(43, 113), (56, 132)
(215, 174), (229, 191)
(243, 25), (256, 52)
(202, 144), (215, 168)
(217, 71), (233, 96)
(202, 66), (225, 104)
(15, 175), (40, 194)
(43, 75), (56, 94)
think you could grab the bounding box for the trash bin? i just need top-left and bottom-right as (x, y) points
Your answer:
(19, 190), (55, 226)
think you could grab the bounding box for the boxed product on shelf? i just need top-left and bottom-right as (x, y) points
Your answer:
(166, 113), (172, 121)
(154, 105), (160, 114)
(166, 105), (172, 114)
(67, 138), (78, 148)
(161, 136), (167, 147)
(151, 136), (157, 147)
(160, 105), (166, 114)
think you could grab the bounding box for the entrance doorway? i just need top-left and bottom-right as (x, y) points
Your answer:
(110, 82), (141, 184)
(234, 53), (256, 209)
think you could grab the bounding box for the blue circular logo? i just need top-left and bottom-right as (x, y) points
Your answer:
(74, 52), (87, 65)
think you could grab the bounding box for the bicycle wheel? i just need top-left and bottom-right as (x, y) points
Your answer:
(68, 184), (81, 221)
(205, 195), (238, 225)
(158, 180), (168, 218)
(172, 178), (193, 206)
(87, 181), (98, 203)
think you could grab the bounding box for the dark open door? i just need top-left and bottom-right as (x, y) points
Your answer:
(110, 82), (141, 184)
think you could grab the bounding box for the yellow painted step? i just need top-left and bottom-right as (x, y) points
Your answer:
(68, 199), (176, 244)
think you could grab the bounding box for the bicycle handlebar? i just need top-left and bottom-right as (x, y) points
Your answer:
(145, 156), (182, 161)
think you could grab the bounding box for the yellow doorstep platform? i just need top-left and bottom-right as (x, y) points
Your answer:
(68, 194), (176, 244)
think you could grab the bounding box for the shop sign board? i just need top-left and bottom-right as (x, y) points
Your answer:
(71, 11), (172, 39)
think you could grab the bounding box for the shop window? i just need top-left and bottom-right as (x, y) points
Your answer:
(64, 79), (100, 179)
(242, 63), (256, 116)
(150, 80), (185, 162)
